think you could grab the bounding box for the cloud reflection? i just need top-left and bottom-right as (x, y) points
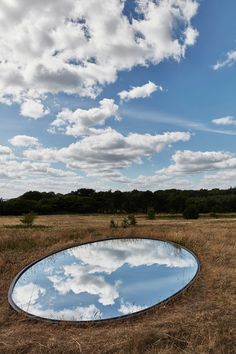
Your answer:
(68, 239), (194, 273)
(10, 239), (198, 321)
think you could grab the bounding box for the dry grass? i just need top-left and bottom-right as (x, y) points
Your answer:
(0, 215), (235, 354)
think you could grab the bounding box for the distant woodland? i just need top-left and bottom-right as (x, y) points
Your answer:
(0, 188), (236, 215)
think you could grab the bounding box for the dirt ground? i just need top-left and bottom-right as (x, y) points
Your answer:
(0, 214), (235, 354)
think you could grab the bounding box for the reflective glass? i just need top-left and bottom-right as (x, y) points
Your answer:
(10, 238), (199, 321)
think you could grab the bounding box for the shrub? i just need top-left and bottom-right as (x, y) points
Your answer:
(20, 212), (38, 227)
(121, 217), (130, 228)
(127, 214), (137, 226)
(183, 206), (199, 219)
(110, 219), (118, 229)
(147, 208), (156, 220)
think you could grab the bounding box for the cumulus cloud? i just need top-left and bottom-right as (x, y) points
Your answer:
(32, 304), (102, 321)
(118, 301), (146, 315)
(12, 280), (102, 320)
(50, 98), (119, 136)
(68, 239), (195, 275)
(184, 25), (198, 46)
(0, 0), (199, 107)
(9, 135), (39, 147)
(127, 173), (193, 191)
(48, 239), (195, 308)
(160, 150), (236, 174)
(12, 282), (46, 310)
(212, 116), (236, 126)
(125, 149), (236, 191)
(0, 144), (12, 156)
(202, 169), (236, 189)
(0, 155), (83, 199)
(48, 265), (121, 306)
(20, 99), (49, 119)
(0, 160), (76, 180)
(118, 81), (161, 101)
(24, 129), (191, 178)
(213, 50), (236, 70)
(12, 239), (196, 321)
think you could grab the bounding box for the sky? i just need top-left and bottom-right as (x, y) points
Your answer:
(0, 0), (236, 198)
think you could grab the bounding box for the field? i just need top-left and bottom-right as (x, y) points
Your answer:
(0, 214), (235, 354)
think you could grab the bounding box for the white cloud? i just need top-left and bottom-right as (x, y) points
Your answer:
(118, 301), (146, 315)
(0, 0), (199, 106)
(48, 239), (195, 307)
(69, 239), (196, 276)
(32, 304), (102, 321)
(118, 81), (161, 101)
(213, 50), (236, 70)
(159, 150), (236, 174)
(20, 99), (49, 119)
(12, 282), (46, 310)
(51, 98), (119, 136)
(127, 173), (193, 191)
(0, 144), (12, 156)
(9, 135), (39, 147)
(0, 156), (82, 199)
(124, 149), (236, 191)
(24, 129), (191, 178)
(212, 116), (236, 126)
(202, 169), (236, 189)
(0, 160), (76, 180)
(49, 265), (121, 306)
(12, 281), (102, 320)
(184, 25), (198, 46)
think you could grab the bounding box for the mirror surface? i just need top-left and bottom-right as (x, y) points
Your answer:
(9, 238), (199, 322)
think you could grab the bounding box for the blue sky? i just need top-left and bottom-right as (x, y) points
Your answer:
(0, 0), (236, 198)
(11, 238), (197, 321)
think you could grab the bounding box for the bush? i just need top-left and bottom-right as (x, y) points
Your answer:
(110, 219), (118, 229)
(147, 208), (156, 220)
(127, 214), (137, 225)
(183, 206), (199, 219)
(20, 212), (38, 227)
(121, 217), (130, 228)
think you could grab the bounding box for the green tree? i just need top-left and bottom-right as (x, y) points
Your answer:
(183, 205), (199, 219)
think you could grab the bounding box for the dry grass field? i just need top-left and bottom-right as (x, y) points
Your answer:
(0, 214), (235, 354)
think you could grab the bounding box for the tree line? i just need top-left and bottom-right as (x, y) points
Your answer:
(0, 188), (236, 216)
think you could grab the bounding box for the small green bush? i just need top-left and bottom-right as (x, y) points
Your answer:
(20, 212), (38, 227)
(127, 214), (137, 226)
(121, 217), (129, 228)
(183, 206), (199, 219)
(110, 219), (118, 229)
(147, 208), (156, 220)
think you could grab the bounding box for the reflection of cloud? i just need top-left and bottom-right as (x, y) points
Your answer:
(12, 281), (103, 321)
(118, 301), (146, 315)
(69, 239), (195, 275)
(12, 239), (198, 321)
(32, 304), (102, 321)
(12, 282), (45, 309)
(45, 239), (194, 307)
(48, 264), (121, 305)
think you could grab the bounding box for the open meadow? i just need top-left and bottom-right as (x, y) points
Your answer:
(0, 215), (235, 354)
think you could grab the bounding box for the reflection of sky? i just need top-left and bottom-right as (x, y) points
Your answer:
(11, 239), (198, 321)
